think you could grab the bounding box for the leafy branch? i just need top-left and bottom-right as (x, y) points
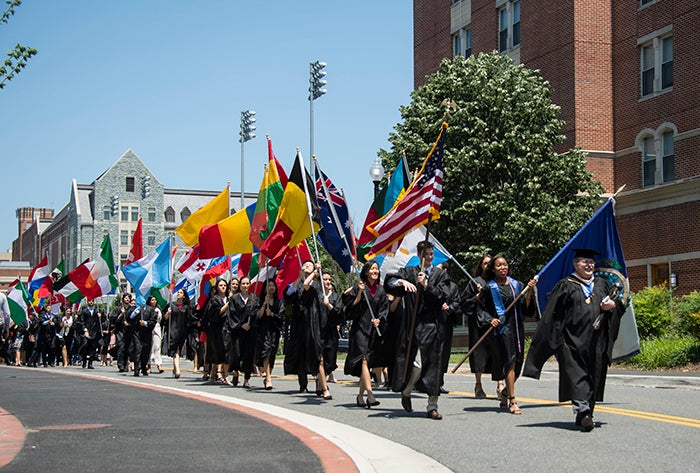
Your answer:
(0, 0), (37, 90)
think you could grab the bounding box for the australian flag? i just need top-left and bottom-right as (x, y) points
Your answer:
(314, 161), (356, 273)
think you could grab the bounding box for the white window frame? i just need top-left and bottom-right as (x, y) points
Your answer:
(638, 27), (673, 99)
(661, 130), (675, 183)
(452, 27), (472, 59)
(498, 0), (520, 53)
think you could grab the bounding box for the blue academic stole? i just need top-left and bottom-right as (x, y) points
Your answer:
(488, 278), (521, 335)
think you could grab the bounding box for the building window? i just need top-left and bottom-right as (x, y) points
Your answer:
(126, 176), (135, 192)
(120, 230), (129, 246)
(453, 28), (472, 59)
(120, 254), (128, 267)
(103, 205), (111, 221)
(640, 33), (672, 97)
(148, 207), (156, 222)
(147, 231), (156, 246)
(121, 206), (129, 221)
(181, 207), (191, 223)
(131, 206), (139, 221)
(662, 131), (674, 183)
(165, 207), (175, 223)
(499, 1), (520, 53)
(642, 136), (656, 188)
(640, 0), (655, 6)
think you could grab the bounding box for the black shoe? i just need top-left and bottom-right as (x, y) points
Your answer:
(579, 414), (594, 432)
(118, 368), (126, 373)
(299, 386), (308, 393)
(356, 395), (367, 408)
(367, 393), (380, 407)
(87, 364), (94, 370)
(82, 361), (87, 369)
(439, 386), (449, 394)
(133, 372), (140, 377)
(427, 409), (443, 420)
(401, 395), (413, 412)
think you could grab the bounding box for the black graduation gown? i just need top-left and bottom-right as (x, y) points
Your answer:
(319, 290), (344, 374)
(205, 295), (227, 365)
(255, 297), (284, 366)
(283, 281), (323, 377)
(229, 293), (259, 376)
(384, 265), (451, 396)
(477, 278), (535, 380)
(461, 276), (494, 375)
(167, 302), (193, 357)
(523, 276), (626, 405)
(342, 284), (388, 377)
(439, 279), (462, 380)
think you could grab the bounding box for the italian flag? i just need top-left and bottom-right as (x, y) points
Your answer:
(7, 278), (30, 325)
(249, 137), (288, 249)
(70, 235), (119, 300)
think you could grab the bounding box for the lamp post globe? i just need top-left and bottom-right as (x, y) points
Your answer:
(369, 157), (385, 198)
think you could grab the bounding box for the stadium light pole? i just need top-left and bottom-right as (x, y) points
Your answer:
(239, 110), (257, 209)
(309, 60), (327, 169)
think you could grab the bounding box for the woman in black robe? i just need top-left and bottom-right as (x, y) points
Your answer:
(165, 288), (193, 378)
(319, 271), (344, 384)
(477, 255), (536, 414)
(228, 276), (259, 388)
(461, 254), (503, 399)
(343, 261), (389, 408)
(205, 277), (230, 384)
(283, 260), (326, 397)
(255, 279), (284, 390)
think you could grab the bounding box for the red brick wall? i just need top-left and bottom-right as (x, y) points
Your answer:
(414, 0), (452, 87)
(671, 258), (700, 297)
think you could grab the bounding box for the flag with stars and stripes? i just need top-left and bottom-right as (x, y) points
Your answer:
(366, 122), (446, 259)
(314, 159), (356, 273)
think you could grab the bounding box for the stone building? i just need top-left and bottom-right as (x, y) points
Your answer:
(13, 149), (256, 285)
(414, 0), (700, 295)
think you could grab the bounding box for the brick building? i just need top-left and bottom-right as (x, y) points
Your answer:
(12, 149), (255, 290)
(414, 0), (700, 295)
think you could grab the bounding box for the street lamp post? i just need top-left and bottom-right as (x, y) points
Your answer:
(309, 61), (327, 169)
(239, 110), (257, 209)
(369, 157), (385, 199)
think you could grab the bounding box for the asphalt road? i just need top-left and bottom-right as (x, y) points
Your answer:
(1, 361), (699, 473)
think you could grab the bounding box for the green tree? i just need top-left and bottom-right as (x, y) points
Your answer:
(378, 53), (604, 280)
(1, 0), (36, 90)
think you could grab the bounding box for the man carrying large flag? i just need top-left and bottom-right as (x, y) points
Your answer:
(366, 122), (447, 259)
(523, 197), (638, 432)
(175, 186), (230, 247)
(260, 150), (320, 264)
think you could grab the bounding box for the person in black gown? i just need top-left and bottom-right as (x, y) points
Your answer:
(165, 288), (193, 378)
(255, 279), (284, 390)
(319, 271), (344, 387)
(343, 260), (388, 408)
(130, 295), (159, 377)
(205, 277), (230, 384)
(477, 255), (537, 415)
(523, 248), (626, 431)
(229, 276), (259, 388)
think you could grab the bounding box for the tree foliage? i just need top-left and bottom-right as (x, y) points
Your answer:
(0, 0), (37, 90)
(378, 53), (604, 280)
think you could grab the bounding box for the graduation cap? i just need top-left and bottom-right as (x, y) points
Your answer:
(571, 248), (600, 259)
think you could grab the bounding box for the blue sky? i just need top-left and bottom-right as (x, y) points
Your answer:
(0, 1), (414, 253)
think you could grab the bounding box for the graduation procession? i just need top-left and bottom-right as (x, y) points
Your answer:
(1, 120), (642, 434)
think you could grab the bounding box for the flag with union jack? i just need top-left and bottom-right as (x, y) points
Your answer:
(314, 159), (356, 273)
(366, 122), (447, 259)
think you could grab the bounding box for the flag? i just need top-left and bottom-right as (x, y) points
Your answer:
(175, 186), (230, 247)
(366, 123), (447, 259)
(28, 256), (52, 307)
(125, 218), (143, 266)
(53, 259), (88, 305)
(198, 202), (256, 259)
(356, 156), (411, 262)
(314, 160), (356, 273)
(175, 244), (212, 284)
(372, 225), (450, 279)
(536, 198), (640, 360)
(250, 138), (288, 249)
(197, 256), (231, 310)
(68, 235), (119, 300)
(121, 237), (173, 306)
(259, 150), (321, 262)
(7, 278), (30, 325)
(275, 242), (312, 298)
(173, 277), (196, 301)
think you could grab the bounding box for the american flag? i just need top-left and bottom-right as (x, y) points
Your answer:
(366, 122), (446, 259)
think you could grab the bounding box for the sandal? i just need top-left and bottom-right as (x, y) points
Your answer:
(264, 378), (273, 391)
(221, 376), (232, 386)
(474, 383), (486, 399)
(322, 389), (333, 400)
(499, 387), (509, 410)
(496, 383), (505, 401)
(508, 397), (522, 415)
